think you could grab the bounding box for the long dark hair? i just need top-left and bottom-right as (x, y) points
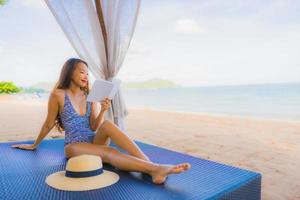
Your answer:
(52, 58), (90, 133)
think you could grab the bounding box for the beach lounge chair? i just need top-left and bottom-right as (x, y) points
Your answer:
(0, 138), (261, 199)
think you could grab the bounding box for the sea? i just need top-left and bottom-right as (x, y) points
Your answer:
(122, 82), (300, 121)
(36, 82), (300, 121)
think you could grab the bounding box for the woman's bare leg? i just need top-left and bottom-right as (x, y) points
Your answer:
(93, 120), (150, 161)
(65, 142), (191, 184)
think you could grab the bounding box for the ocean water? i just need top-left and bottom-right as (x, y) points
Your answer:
(37, 82), (300, 121)
(122, 82), (300, 121)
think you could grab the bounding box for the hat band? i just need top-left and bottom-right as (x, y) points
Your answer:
(65, 168), (103, 178)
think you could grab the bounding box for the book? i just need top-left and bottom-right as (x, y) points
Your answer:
(87, 79), (121, 102)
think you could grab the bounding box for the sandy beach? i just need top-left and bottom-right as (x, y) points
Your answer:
(0, 95), (299, 200)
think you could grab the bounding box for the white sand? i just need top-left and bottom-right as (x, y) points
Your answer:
(0, 95), (299, 200)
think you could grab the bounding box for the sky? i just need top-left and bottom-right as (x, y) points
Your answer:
(0, 0), (300, 87)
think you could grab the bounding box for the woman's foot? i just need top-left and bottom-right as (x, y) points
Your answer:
(150, 163), (191, 184)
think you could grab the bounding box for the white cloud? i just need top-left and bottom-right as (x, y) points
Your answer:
(174, 18), (205, 34)
(127, 39), (150, 57)
(18, 0), (45, 9)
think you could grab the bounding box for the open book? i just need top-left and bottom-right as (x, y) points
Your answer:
(87, 79), (121, 102)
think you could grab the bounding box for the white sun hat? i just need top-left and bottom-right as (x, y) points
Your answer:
(45, 154), (119, 191)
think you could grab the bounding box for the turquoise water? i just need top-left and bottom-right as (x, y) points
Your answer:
(123, 82), (300, 121)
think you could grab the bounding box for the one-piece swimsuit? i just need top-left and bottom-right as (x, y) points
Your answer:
(60, 90), (96, 147)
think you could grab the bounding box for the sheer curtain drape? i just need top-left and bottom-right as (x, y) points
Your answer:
(44, 0), (141, 131)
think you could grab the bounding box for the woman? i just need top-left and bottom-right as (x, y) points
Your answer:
(11, 58), (191, 184)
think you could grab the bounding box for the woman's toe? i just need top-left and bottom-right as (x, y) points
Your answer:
(183, 163), (191, 170)
(177, 163), (191, 171)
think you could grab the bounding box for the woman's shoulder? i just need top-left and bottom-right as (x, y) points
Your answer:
(51, 89), (65, 96)
(49, 89), (65, 102)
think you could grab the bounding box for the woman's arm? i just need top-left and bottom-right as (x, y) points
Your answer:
(90, 98), (111, 131)
(11, 91), (60, 150)
(33, 91), (60, 147)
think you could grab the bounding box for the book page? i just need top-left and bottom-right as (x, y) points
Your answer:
(87, 79), (114, 102)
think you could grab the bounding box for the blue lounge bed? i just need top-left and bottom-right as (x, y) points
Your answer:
(0, 138), (261, 200)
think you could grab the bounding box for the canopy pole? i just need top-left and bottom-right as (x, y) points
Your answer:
(94, 0), (115, 121)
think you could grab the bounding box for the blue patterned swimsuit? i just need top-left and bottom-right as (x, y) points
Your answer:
(61, 90), (96, 147)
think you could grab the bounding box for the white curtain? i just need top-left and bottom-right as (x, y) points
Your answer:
(44, 0), (141, 131)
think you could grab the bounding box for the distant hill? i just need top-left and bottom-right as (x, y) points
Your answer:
(20, 82), (56, 93)
(122, 78), (179, 89)
(26, 79), (179, 93)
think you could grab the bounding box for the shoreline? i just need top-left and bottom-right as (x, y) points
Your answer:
(127, 106), (300, 124)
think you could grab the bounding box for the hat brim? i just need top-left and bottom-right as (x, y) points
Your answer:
(45, 170), (119, 191)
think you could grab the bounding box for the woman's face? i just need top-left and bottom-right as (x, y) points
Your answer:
(71, 62), (89, 88)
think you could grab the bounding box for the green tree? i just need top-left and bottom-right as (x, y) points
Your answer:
(0, 81), (22, 94)
(0, 0), (7, 6)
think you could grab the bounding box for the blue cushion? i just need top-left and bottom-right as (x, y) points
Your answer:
(0, 138), (261, 200)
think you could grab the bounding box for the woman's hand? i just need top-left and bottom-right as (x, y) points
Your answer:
(11, 144), (37, 151)
(100, 97), (111, 113)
